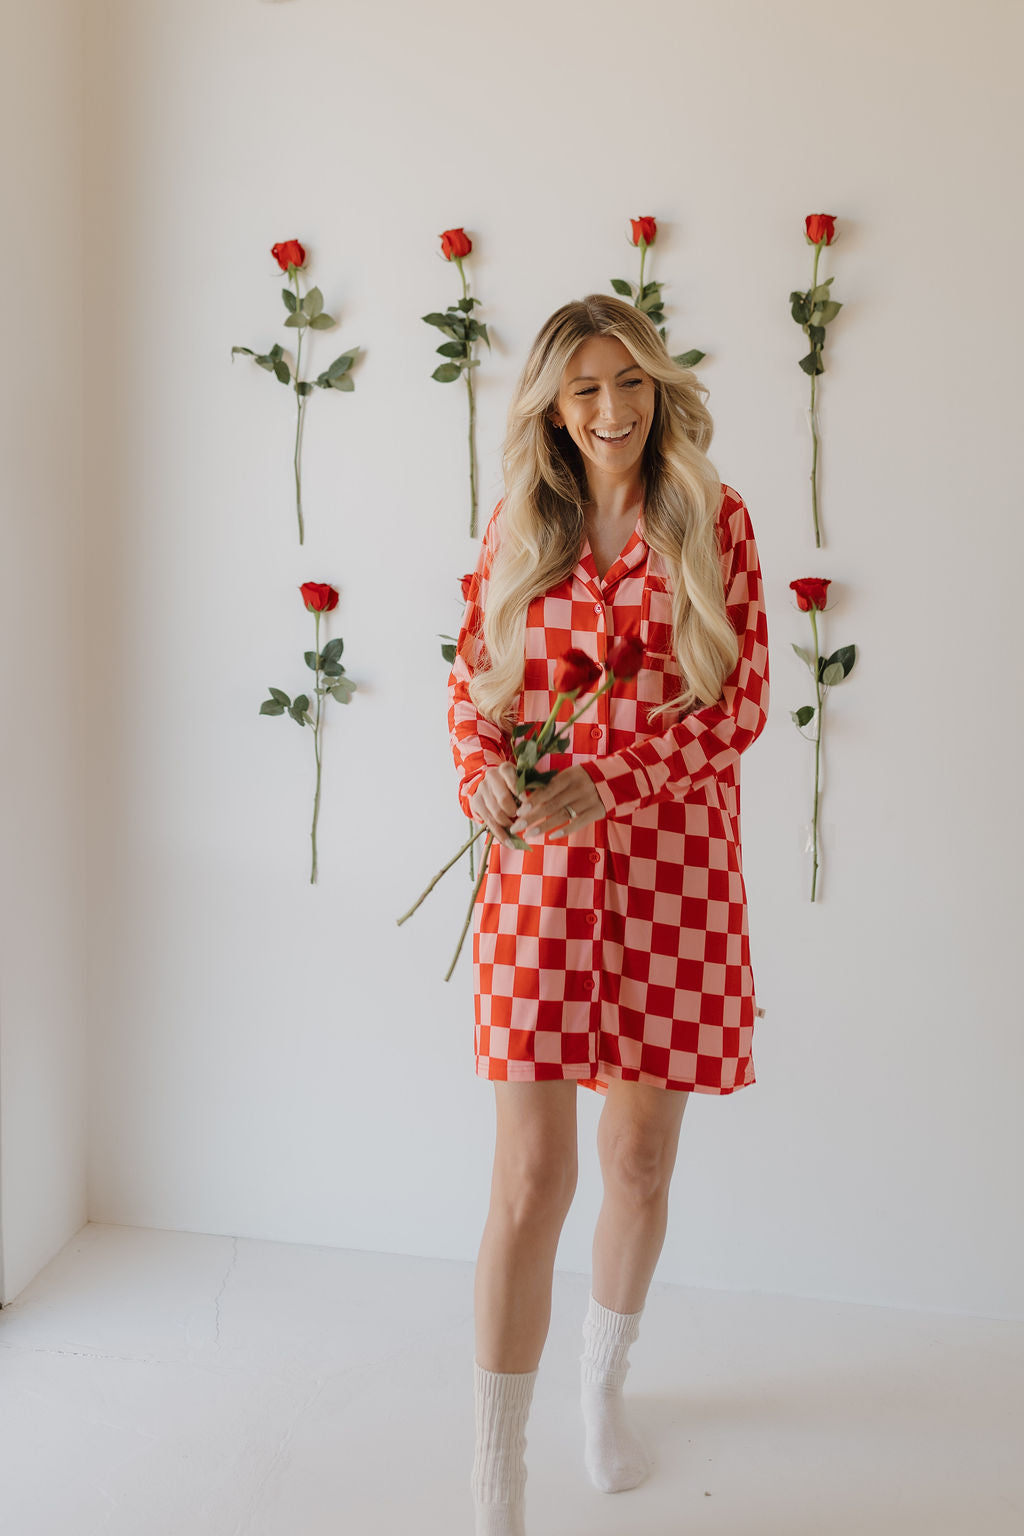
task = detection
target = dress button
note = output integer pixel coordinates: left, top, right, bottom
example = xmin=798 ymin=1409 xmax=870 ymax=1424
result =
xmin=583 ymin=977 xmax=595 ymax=992
xmin=590 ymin=725 xmax=601 ymax=739
xmin=593 ymin=603 xmax=602 ymax=616
xmin=586 ymin=912 xmax=597 ymax=926
xmin=589 ymin=850 xmax=600 ymax=864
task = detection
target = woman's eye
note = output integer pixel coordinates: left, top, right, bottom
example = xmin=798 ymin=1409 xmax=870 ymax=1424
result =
xmin=623 ymin=378 xmax=643 ymax=388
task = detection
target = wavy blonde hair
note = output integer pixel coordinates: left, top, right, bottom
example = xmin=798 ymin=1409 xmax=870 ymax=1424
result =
xmin=471 ymin=293 xmax=739 ymax=731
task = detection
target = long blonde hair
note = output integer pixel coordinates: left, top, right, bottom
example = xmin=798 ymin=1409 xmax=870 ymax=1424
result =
xmin=472 ymin=294 xmax=738 ymax=731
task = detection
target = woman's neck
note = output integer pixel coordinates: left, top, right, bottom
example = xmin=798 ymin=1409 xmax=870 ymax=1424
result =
xmin=582 ymin=473 xmax=644 ymax=529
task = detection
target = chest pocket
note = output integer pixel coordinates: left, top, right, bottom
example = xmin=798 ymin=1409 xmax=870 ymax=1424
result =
xmin=638 ymin=573 xmax=688 ymax=729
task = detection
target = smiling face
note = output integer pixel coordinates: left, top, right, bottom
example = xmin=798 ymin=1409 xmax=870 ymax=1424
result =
xmin=549 ymin=333 xmax=656 ymax=493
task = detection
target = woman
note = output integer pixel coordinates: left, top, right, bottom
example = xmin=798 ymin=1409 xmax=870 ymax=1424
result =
xmin=448 ymin=293 xmax=770 ymax=1536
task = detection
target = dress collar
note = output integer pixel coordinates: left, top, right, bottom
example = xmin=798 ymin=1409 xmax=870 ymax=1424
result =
xmin=573 ymin=514 xmax=650 ymax=596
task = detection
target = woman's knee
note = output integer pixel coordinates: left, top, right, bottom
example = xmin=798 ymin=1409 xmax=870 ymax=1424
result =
xmin=490 ymin=1081 xmax=578 ymax=1224
xmin=599 ymin=1129 xmax=675 ymax=1205
xmin=491 ymin=1142 xmax=578 ymax=1224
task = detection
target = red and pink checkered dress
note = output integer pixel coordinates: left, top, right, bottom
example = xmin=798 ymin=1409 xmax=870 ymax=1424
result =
xmin=448 ymin=483 xmax=769 ymax=1097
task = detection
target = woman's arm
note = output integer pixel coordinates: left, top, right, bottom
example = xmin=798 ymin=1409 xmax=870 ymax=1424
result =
xmin=447 ymin=501 xmax=516 ymax=820
xmin=578 ymin=490 xmax=770 ymax=817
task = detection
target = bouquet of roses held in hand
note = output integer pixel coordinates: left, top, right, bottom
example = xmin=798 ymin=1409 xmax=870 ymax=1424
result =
xmin=398 ymin=628 xmax=645 ymax=980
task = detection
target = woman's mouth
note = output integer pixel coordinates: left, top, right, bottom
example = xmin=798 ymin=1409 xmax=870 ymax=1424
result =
xmin=591 ymin=424 xmax=635 ymax=445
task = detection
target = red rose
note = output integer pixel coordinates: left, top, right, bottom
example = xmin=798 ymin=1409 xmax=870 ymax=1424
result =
xmin=440 ymin=228 xmax=472 ymax=261
xmin=554 ymin=648 xmax=602 ymax=696
xmin=272 ymin=240 xmax=307 ymax=271
xmin=300 ymin=582 xmax=339 ymax=613
xmin=459 ymin=572 xmax=479 ymax=603
xmin=630 ymin=217 xmax=657 ymax=247
xmin=606 ymin=629 xmax=645 ymax=680
xmin=804 ymin=215 xmax=836 ymax=247
xmin=789 ymin=577 xmax=831 ymax=612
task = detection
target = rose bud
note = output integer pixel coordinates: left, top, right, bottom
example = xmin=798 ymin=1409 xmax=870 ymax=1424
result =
xmin=630 ymin=216 xmax=657 ymax=247
xmin=554 ymin=648 xmax=602 ymax=696
xmin=299 ymin=582 xmax=340 ymax=613
xmin=789 ymin=577 xmax=831 ymax=612
xmin=271 ymin=240 xmax=307 ymax=271
xmin=440 ymin=228 xmax=472 ymax=260
xmin=804 ymin=215 xmax=836 ymax=247
xmin=606 ymin=630 xmax=645 ymax=679
xmin=460 ymin=572 xmax=478 ymax=603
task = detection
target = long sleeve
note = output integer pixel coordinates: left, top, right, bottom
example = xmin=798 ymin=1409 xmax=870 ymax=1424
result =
xmin=447 ymin=500 xmax=516 ymax=820
xmin=578 ymin=491 xmax=770 ymax=818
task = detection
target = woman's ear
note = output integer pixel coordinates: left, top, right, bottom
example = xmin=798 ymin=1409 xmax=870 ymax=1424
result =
xmin=548 ymin=412 xmax=564 ymax=430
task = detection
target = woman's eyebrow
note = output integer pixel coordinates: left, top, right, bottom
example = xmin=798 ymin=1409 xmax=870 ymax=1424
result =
xmin=567 ymin=365 xmax=643 ymax=384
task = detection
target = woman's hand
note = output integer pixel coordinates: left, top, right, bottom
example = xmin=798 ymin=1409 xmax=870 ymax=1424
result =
xmin=508 ymin=765 xmax=606 ymax=842
xmin=469 ymin=762 xmax=522 ymax=848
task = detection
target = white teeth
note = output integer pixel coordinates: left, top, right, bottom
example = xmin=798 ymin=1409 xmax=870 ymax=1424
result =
xmin=594 ymin=425 xmax=633 ymax=440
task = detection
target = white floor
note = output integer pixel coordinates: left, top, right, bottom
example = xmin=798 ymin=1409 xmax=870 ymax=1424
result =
xmin=1 ymin=1224 xmax=1022 ymax=1535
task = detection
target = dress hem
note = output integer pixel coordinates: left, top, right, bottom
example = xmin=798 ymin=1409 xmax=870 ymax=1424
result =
xmin=474 ymin=1060 xmax=755 ymax=1096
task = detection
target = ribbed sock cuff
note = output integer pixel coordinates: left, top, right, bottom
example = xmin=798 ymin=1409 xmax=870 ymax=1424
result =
xmin=581 ymin=1293 xmax=644 ymax=1388
xmin=472 ymin=1361 xmax=538 ymax=1505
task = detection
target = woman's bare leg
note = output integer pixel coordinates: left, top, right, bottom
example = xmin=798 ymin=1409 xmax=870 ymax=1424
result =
xmin=475 ymin=1078 xmax=579 ymax=1371
xmin=591 ymin=1079 xmax=689 ymax=1312
xmin=581 ymin=1079 xmax=689 ymax=1492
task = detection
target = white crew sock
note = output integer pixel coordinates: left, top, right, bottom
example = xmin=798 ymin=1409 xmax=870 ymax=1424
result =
xmin=580 ymin=1293 xmax=651 ymax=1493
xmin=471 ymin=1361 xmax=538 ymax=1536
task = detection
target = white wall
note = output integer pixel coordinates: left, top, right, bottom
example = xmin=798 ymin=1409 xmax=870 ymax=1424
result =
xmin=0 ymin=0 xmax=89 ymax=1301
xmin=69 ymin=0 xmax=1024 ymax=1316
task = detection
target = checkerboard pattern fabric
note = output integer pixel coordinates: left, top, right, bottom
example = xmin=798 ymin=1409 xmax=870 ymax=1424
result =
xmin=447 ymin=483 xmax=769 ymax=1097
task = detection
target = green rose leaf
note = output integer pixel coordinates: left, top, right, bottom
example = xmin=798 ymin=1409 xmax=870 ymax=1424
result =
xmin=422 ymin=311 xmax=454 ymax=329
xmin=296 ymin=381 xmax=313 ymax=396
xmin=821 ymin=661 xmax=845 ymax=686
xmin=268 ymin=687 xmax=290 ymax=705
xmin=283 ymin=312 xmax=305 ymax=329
xmin=308 ymin=313 xmax=334 ymax=330
xmin=259 ymin=699 xmax=285 ymax=716
xmin=322 ymin=638 xmax=344 ymax=663
xmin=610 ymin=277 xmax=633 ymax=297
xmin=811 ymin=301 xmax=842 ymax=326
xmin=810 ymin=278 xmax=835 ymax=301
xmin=321 ymin=660 xmax=345 ymax=678
xmin=331 ymin=679 xmax=357 ymax=704
xmin=792 ymin=704 xmax=816 ymax=727
xmin=798 ymin=351 xmax=824 ymax=377
xmin=332 ymin=373 xmax=355 ymax=391
xmin=273 ymin=360 xmax=292 ymax=385
xmin=673 ymin=348 xmax=705 ymax=367
xmin=231 ymin=345 xmax=256 ymax=358
xmin=304 ymin=286 xmax=324 ymax=318
xmin=791 ymin=642 xmax=816 ymax=669
xmin=281 ymin=289 xmax=297 ymax=313
xmin=327 ymin=349 xmax=358 ymax=378
xmin=825 ymin=643 xmax=857 ymax=677
xmin=432 ymin=362 xmax=462 ymax=383
xmin=437 ymin=340 xmax=468 ymax=358
xmin=304 ymin=650 xmax=319 ymax=671
xmin=441 ymin=641 xmax=456 ymax=664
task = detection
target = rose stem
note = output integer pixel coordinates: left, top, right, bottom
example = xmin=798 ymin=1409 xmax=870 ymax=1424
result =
xmin=396 ymin=822 xmax=488 ymax=925
xmin=809 ymin=606 xmax=823 ymax=901
xmin=445 ymin=829 xmax=494 ymax=982
xmin=809 ymin=240 xmax=822 ymax=548
xmin=310 ymin=609 xmax=323 ymax=884
xmin=292 ymin=267 xmax=306 ymax=545
xmin=455 ymin=256 xmax=478 ymax=539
